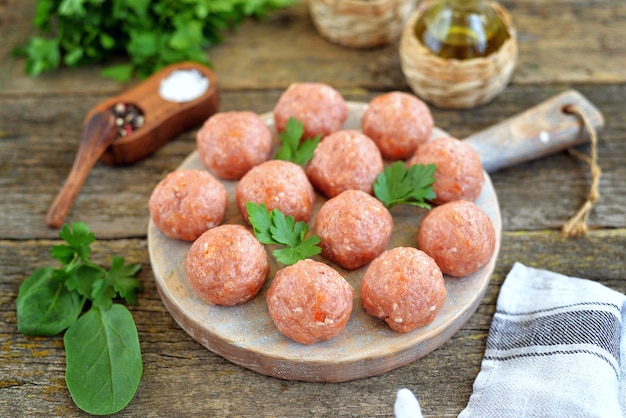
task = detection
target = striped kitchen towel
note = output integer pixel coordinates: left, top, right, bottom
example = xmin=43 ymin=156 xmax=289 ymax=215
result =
xmin=459 ymin=262 xmax=626 ymax=418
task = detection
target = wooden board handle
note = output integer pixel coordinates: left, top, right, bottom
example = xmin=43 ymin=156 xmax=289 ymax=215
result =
xmin=463 ymin=90 xmax=605 ymax=173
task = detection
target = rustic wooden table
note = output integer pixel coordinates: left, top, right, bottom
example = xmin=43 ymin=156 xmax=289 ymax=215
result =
xmin=1 ymin=0 xmax=625 ymax=416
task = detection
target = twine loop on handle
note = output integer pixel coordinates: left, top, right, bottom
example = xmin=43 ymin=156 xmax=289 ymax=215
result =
xmin=560 ymin=104 xmax=602 ymax=238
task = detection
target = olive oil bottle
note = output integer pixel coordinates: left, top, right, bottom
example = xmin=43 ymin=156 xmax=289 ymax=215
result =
xmin=399 ymin=0 xmax=518 ymax=108
xmin=413 ymin=0 xmax=511 ymax=60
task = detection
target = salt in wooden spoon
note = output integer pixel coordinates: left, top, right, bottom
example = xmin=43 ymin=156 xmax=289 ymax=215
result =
xmin=45 ymin=62 xmax=219 ymax=228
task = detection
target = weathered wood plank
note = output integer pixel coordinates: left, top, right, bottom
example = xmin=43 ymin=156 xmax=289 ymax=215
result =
xmin=1 ymin=84 xmax=623 ymax=240
xmin=1 ymin=0 xmax=625 ymax=416
xmin=1 ymin=0 xmax=625 ymax=96
xmin=2 ymin=230 xmax=625 ymax=417
xmin=508 ymin=0 xmax=626 ymax=83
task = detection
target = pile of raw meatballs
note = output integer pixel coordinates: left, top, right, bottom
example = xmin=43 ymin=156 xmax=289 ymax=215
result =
xmin=149 ymin=83 xmax=496 ymax=345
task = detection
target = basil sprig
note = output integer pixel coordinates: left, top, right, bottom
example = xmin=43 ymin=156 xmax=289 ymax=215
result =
xmin=16 ymin=222 xmax=142 ymax=415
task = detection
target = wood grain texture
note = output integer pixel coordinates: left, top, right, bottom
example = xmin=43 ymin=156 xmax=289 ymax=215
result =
xmin=2 ymin=0 xmax=626 ymax=95
xmin=1 ymin=84 xmax=623 ymax=240
xmin=1 ymin=0 xmax=625 ymax=416
xmin=3 ymin=231 xmax=625 ymax=417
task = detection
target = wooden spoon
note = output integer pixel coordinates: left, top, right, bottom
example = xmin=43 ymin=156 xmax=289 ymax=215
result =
xmin=94 ymin=62 xmax=219 ymax=165
xmin=45 ymin=110 xmax=116 ymax=229
xmin=45 ymin=62 xmax=220 ymax=228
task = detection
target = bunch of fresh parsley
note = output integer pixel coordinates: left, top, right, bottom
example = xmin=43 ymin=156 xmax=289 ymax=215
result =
xmin=13 ymin=0 xmax=296 ymax=81
xmin=16 ymin=222 xmax=143 ymax=415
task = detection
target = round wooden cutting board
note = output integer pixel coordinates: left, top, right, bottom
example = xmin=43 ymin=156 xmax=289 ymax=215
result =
xmin=148 ymin=102 xmax=502 ymax=383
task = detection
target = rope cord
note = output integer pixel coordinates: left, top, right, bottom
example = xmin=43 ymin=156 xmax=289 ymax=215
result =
xmin=560 ymin=105 xmax=602 ymax=238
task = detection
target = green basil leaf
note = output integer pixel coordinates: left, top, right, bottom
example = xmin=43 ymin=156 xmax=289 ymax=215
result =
xmin=17 ymin=267 xmax=84 ymax=336
xmin=64 ymin=304 xmax=142 ymax=415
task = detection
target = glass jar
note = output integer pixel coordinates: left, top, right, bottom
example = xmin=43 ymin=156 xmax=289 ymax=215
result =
xmin=399 ymin=0 xmax=518 ymax=109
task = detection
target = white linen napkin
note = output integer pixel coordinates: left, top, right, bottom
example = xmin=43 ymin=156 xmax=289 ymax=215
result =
xmin=396 ymin=262 xmax=626 ymax=418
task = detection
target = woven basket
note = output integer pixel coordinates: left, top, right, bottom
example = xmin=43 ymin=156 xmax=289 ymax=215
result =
xmin=399 ymin=1 xmax=518 ymax=109
xmin=309 ymin=0 xmax=418 ymax=48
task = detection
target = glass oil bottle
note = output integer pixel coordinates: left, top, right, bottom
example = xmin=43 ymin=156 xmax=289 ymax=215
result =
xmin=399 ymin=0 xmax=518 ymax=109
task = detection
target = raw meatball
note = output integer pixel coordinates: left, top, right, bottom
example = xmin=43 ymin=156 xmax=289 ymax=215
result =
xmin=306 ymin=129 xmax=384 ymax=198
xmin=186 ymin=224 xmax=269 ymax=306
xmin=361 ymin=91 xmax=434 ymax=160
xmin=196 ymin=111 xmax=273 ymax=180
xmin=361 ymin=247 xmax=446 ymax=333
xmin=314 ymin=190 xmax=393 ymax=270
xmin=273 ymin=82 xmax=348 ymax=139
xmin=149 ymin=169 xmax=227 ymax=242
xmin=266 ymin=259 xmax=353 ymax=345
xmin=417 ymin=200 xmax=496 ymax=277
xmin=236 ymin=160 xmax=316 ymax=224
xmin=408 ymin=136 xmax=484 ymax=204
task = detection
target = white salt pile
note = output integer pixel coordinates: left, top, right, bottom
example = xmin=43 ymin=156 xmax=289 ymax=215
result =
xmin=159 ymin=69 xmax=209 ymax=103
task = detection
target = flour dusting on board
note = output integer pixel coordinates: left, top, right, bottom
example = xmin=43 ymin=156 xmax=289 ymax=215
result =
xmin=159 ymin=69 xmax=209 ymax=103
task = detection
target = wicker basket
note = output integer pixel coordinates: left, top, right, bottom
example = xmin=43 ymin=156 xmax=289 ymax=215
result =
xmin=308 ymin=0 xmax=418 ymax=48
xmin=399 ymin=1 xmax=518 ymax=109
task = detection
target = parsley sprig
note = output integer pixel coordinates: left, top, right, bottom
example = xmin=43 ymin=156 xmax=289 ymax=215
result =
xmin=13 ymin=0 xmax=296 ymax=81
xmin=246 ymin=202 xmax=321 ymax=265
xmin=16 ymin=222 xmax=142 ymax=415
xmin=275 ymin=117 xmax=321 ymax=166
xmin=373 ymin=162 xmax=437 ymax=209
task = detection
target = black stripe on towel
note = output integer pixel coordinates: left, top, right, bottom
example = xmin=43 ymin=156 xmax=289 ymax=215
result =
xmin=487 ymin=308 xmax=621 ymax=361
